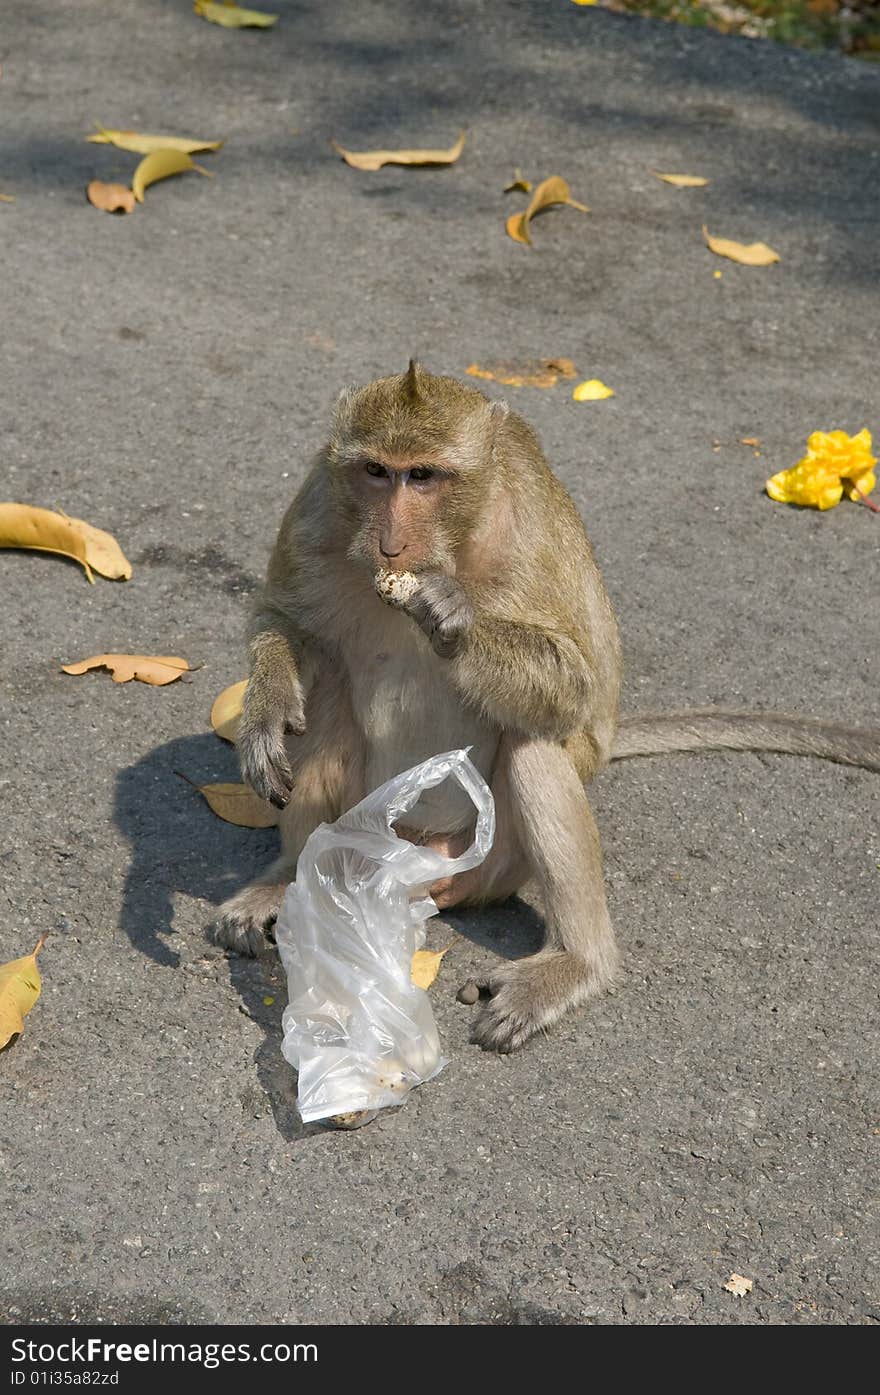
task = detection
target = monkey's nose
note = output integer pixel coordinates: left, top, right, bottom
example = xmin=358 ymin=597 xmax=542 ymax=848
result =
xmin=380 ymin=543 xmax=407 ymax=558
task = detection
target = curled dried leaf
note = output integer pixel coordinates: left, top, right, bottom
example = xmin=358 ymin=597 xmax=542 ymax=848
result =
xmin=62 ymin=655 xmax=192 ymax=686
xmin=0 ymin=935 xmax=47 ymax=1050
xmin=132 ymin=149 xmax=204 ymax=203
xmin=410 ymin=941 xmax=457 ymax=990
xmin=194 ymin=1 xmax=278 ymax=26
xmin=331 ymin=130 xmax=466 ymax=172
xmin=505 ymin=175 xmax=589 ymax=246
xmin=184 ymin=778 xmax=280 ymax=828
xmin=0 ymin=503 xmax=131 ymax=582
xmin=467 ymin=357 xmax=577 ymax=389
xmin=504 ymin=168 xmax=532 ymax=194
xmin=703 ymin=225 xmax=779 ymax=266
xmin=211 ymin=679 xmax=247 ymax=742
xmin=86 ymin=180 xmax=135 ymax=214
xmin=88 ymin=128 xmax=223 ymax=155
xmin=652 ymin=172 xmax=709 ymax=187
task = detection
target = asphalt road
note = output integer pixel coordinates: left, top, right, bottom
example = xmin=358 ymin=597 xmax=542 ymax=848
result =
xmin=1 ymin=0 xmax=878 ymax=1326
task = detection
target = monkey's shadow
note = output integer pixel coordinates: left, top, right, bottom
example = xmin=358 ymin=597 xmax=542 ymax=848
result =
xmin=114 ymin=735 xmax=545 ymax=1142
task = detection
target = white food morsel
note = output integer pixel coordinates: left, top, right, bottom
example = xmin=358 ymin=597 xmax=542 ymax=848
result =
xmin=374 ymin=568 xmax=420 ymax=609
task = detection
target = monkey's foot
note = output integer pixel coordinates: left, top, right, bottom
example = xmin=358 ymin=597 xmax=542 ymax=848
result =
xmin=213 ymin=883 xmax=287 ymax=957
xmin=468 ymin=951 xmax=600 ymax=1053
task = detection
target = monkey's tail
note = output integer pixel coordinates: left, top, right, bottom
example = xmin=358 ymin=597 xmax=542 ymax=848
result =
xmin=611 ymin=709 xmax=880 ymax=774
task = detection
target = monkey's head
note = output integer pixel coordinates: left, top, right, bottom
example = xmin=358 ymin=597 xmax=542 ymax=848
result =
xmin=327 ymin=360 xmax=508 ymax=574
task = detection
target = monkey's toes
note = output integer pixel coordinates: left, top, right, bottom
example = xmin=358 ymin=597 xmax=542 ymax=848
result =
xmin=212 ymin=884 xmax=284 ymax=957
xmin=469 ymin=987 xmax=539 ymax=1053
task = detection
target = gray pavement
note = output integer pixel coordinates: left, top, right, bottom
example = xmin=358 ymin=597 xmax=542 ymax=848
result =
xmin=2 ymin=0 xmax=878 ymax=1326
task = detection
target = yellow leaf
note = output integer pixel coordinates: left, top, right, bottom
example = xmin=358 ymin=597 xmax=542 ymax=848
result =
xmin=192 ymin=781 xmax=280 ymax=828
xmin=132 ymin=149 xmax=205 ymax=204
xmin=724 ymin=1274 xmax=754 ymax=1297
xmin=0 ymin=193 xmax=15 ymax=203
xmin=211 ymin=679 xmax=247 ymax=742
xmin=571 ymin=0 xmax=598 ymax=5
xmin=86 ymin=180 xmax=136 ymax=214
xmin=331 ymin=130 xmax=466 ymax=172
xmin=194 ymin=1 xmax=278 ymax=26
xmin=506 ymin=175 xmax=589 ymax=246
xmin=410 ymin=941 xmax=457 ymax=991
xmin=0 ymin=503 xmax=131 ymax=583
xmin=652 ymin=172 xmax=709 ymax=187
xmin=703 ymin=225 xmax=779 ymax=266
xmin=766 ymin=429 xmax=876 ymax=511
xmin=573 ymin=378 xmax=615 ymax=401
xmin=504 ymin=169 xmax=532 ymax=194
xmin=466 ymin=357 xmax=577 ymax=389
xmin=62 ymin=654 xmax=192 ymax=686
xmin=88 ymin=128 xmax=223 ymax=155
xmin=0 ymin=935 xmax=47 ymax=1050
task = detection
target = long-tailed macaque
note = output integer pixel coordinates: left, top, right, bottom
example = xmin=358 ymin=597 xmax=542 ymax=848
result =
xmin=215 ymin=362 xmax=880 ymax=1052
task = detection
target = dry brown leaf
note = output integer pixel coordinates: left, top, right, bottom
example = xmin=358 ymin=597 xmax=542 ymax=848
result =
xmin=0 ymin=935 xmax=47 ymax=1050
xmin=211 ymin=679 xmax=247 ymax=742
xmin=0 ymin=503 xmax=131 ymax=583
xmin=703 ymin=225 xmax=779 ymax=266
xmin=132 ymin=149 xmax=206 ymax=203
xmin=410 ymin=941 xmax=457 ymax=990
xmin=740 ymin=436 xmax=761 ymax=447
xmin=504 ymin=168 xmax=532 ymax=194
xmin=331 ymin=130 xmax=466 ymax=172
xmin=88 ymin=128 xmax=223 ymax=155
xmin=466 ymin=357 xmax=577 ymax=389
xmin=62 ymin=654 xmax=192 ymax=686
xmin=724 ymin=1274 xmax=754 ymax=1297
xmin=0 ymin=192 xmax=15 ymax=204
xmin=183 ymin=777 xmax=280 ymax=828
xmin=506 ymin=175 xmax=589 ymax=246
xmin=651 ymin=172 xmax=709 ymax=187
xmin=86 ymin=181 xmax=135 ymax=214
xmin=194 ymin=1 xmax=278 ymax=26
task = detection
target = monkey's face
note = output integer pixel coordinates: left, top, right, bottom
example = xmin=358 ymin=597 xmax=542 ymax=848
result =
xmin=345 ymin=458 xmax=459 ymax=573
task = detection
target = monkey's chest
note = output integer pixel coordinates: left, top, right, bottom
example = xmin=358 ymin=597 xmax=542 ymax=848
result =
xmin=346 ymin=627 xmax=498 ymax=834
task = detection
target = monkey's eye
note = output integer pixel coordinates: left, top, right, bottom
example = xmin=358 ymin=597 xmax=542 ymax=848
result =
xmin=409 ymin=467 xmax=434 ymax=483
xmin=364 ymin=461 xmax=388 ymax=478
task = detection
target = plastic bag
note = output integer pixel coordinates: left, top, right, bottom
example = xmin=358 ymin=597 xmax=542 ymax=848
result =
xmin=276 ymin=749 xmax=495 ymax=1124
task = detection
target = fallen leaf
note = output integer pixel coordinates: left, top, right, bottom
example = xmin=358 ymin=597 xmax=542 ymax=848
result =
xmin=740 ymin=436 xmax=761 ymax=447
xmin=179 ymin=774 xmax=279 ymax=828
xmin=506 ymin=175 xmax=589 ymax=246
xmin=652 ymin=172 xmax=709 ymax=187
xmin=410 ymin=941 xmax=457 ymax=990
xmin=62 ymin=654 xmax=192 ymax=686
xmin=86 ymin=180 xmax=136 ymax=214
xmin=466 ymin=357 xmax=577 ymax=389
xmin=573 ymin=378 xmax=615 ymax=401
xmin=132 ymin=149 xmax=206 ymax=203
xmin=331 ymin=130 xmax=466 ymax=172
xmin=88 ymin=128 xmax=223 ymax=155
xmin=0 ymin=935 xmax=47 ymax=1050
xmin=724 ymin=1274 xmax=754 ymax=1297
xmin=211 ymin=679 xmax=247 ymax=742
xmin=703 ymin=225 xmax=779 ymax=266
xmin=194 ymin=1 xmax=278 ymax=26
xmin=0 ymin=192 xmax=15 ymax=203
xmin=571 ymin=0 xmax=599 ymax=5
xmin=0 ymin=503 xmax=131 ymax=583
xmin=504 ymin=168 xmax=532 ymax=194
xmin=766 ymin=428 xmax=876 ymax=511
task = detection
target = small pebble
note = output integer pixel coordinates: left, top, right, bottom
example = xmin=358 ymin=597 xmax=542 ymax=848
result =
xmin=457 ymin=980 xmax=480 ymax=1005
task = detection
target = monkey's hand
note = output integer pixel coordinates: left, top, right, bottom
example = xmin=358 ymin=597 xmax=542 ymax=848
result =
xmin=399 ymin=572 xmax=474 ymax=659
xmin=237 ymin=670 xmax=306 ymax=810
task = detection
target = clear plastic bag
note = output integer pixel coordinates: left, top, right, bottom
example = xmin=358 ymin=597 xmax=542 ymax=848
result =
xmin=275 ymin=749 xmax=495 ymax=1124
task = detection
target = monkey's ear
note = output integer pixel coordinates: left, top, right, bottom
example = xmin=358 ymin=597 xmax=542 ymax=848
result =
xmin=403 ymin=359 xmax=426 ymax=402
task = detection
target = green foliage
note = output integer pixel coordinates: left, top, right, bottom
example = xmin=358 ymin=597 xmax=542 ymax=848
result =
xmin=603 ymin=0 xmax=880 ymax=56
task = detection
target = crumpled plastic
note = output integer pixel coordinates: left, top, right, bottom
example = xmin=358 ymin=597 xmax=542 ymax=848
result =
xmin=766 ymin=428 xmax=876 ymax=511
xmin=275 ymin=749 xmax=496 ymax=1124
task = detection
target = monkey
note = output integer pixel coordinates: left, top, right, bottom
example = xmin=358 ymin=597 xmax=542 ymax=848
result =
xmin=214 ymin=361 xmax=880 ymax=1054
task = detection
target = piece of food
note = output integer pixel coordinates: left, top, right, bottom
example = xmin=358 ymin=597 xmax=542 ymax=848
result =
xmin=374 ymin=568 xmax=420 ymax=608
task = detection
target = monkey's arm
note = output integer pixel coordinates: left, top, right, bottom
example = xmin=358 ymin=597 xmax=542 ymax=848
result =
xmin=238 ymin=596 xmax=312 ymax=809
xmin=402 ymin=573 xmax=592 ymax=739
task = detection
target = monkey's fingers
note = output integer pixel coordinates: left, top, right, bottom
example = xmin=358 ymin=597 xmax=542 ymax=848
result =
xmin=239 ymin=732 xmax=294 ymax=809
